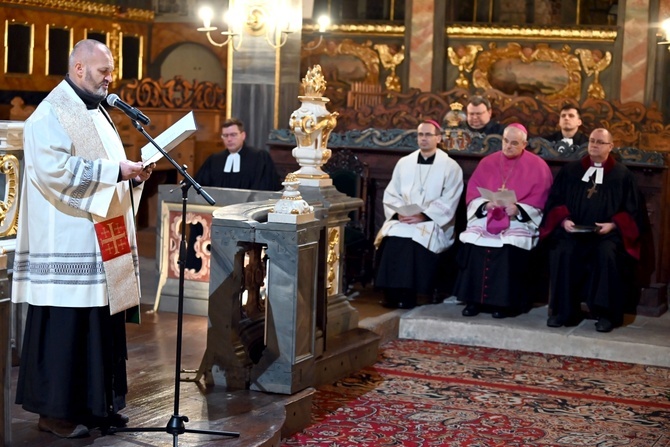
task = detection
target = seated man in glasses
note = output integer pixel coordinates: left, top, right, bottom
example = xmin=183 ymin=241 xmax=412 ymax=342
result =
xmin=374 ymin=120 xmax=463 ymax=309
xmin=187 ymin=118 xmax=282 ymax=270
xmin=466 ymin=95 xmax=505 ymax=136
xmin=195 ymin=118 xmax=281 ymax=190
xmin=540 ymin=128 xmax=643 ymax=332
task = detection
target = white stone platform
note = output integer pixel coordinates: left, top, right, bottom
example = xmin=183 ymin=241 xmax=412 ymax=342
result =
xmin=398 ymin=297 xmax=670 ymax=368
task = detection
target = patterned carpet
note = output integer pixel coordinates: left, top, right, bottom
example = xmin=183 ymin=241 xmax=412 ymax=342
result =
xmin=282 ymin=339 xmax=670 ymax=446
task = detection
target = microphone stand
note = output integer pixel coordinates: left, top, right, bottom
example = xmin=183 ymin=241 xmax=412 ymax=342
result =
xmin=110 ymin=119 xmax=239 ymax=444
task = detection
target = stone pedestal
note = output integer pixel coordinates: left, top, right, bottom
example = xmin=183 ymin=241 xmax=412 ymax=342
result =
xmin=203 ymin=201 xmax=323 ymax=394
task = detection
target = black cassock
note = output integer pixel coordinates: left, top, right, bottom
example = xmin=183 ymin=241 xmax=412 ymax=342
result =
xmin=540 ymin=155 xmax=642 ymax=325
xmin=195 ymin=143 xmax=281 ymax=191
xmin=186 ymin=144 xmax=282 ymax=270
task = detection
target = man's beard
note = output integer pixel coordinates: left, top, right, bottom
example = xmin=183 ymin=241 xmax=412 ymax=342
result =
xmin=84 ymin=69 xmax=108 ymax=99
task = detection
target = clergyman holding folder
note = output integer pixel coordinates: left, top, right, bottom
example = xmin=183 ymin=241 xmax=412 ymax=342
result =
xmin=374 ymin=120 xmax=464 ymax=309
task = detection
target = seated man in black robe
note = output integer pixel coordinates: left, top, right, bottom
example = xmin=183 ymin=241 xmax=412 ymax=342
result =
xmin=543 ymin=104 xmax=589 ymax=148
xmin=187 ymin=118 xmax=282 ymax=270
xmin=465 ymin=95 xmax=505 ymax=136
xmin=195 ymin=118 xmax=281 ymax=190
xmin=540 ymin=128 xmax=642 ymax=333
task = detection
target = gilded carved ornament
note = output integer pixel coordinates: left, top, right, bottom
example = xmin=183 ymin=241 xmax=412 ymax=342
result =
xmin=374 ymin=44 xmax=405 ymax=92
xmin=109 ymin=23 xmax=121 ymax=89
xmin=447 ymin=44 xmax=483 ymax=89
xmin=301 ymin=38 xmax=380 ymax=84
xmin=326 ymin=227 xmax=340 ymax=293
xmin=0 ymin=154 xmax=20 ymax=237
xmin=302 ymin=23 xmax=404 ymax=36
xmin=472 ymin=43 xmax=582 ymax=100
xmin=446 ymin=24 xmax=617 ymax=42
xmin=0 ymin=0 xmax=154 ymax=20
xmin=300 ymin=64 xmax=328 ymax=98
xmin=575 ymin=48 xmax=612 ymax=100
xmin=290 ymin=65 xmax=337 ymax=163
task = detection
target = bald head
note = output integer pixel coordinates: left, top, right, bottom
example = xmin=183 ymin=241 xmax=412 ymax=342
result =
xmin=67 ymin=39 xmax=114 ymax=99
xmin=587 ymin=128 xmax=614 ymax=163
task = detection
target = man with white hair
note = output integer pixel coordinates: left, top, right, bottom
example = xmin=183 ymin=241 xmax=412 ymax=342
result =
xmin=454 ymin=124 xmax=553 ymax=318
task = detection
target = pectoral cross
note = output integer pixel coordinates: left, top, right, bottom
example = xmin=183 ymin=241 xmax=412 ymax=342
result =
xmin=587 ymin=184 xmax=597 ymax=199
xmin=498 ymin=184 xmax=508 ymax=192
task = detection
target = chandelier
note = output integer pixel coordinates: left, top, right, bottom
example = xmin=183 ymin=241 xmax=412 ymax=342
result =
xmin=197 ymin=0 xmax=328 ymax=51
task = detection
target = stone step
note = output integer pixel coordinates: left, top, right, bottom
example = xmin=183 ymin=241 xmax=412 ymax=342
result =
xmin=399 ymin=297 xmax=670 ymax=368
xmin=314 ymin=327 xmax=380 ymax=387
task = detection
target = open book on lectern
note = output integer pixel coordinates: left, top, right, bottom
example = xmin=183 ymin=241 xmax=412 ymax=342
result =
xmin=141 ymin=111 xmax=197 ymax=167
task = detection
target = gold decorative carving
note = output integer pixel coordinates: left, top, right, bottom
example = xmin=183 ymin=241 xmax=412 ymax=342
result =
xmin=326 ymin=227 xmax=340 ymax=293
xmin=576 ymin=48 xmax=612 ymax=100
xmin=302 ymin=39 xmax=380 ymax=84
xmin=446 ymin=24 xmax=617 ymax=42
xmin=447 ymin=44 xmax=483 ymax=89
xmin=0 ymin=154 xmax=20 ymax=237
xmin=109 ymin=23 xmax=121 ymax=89
xmin=301 ymin=64 xmax=327 ymax=98
xmin=302 ymin=23 xmax=404 ymax=36
xmin=335 ymin=86 xmax=670 ymax=151
xmin=374 ymin=44 xmax=404 ymax=92
xmin=0 ymin=0 xmax=154 ymax=21
xmin=473 ymin=43 xmax=581 ymax=100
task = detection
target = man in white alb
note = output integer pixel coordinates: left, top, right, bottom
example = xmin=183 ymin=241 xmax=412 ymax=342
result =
xmin=374 ymin=120 xmax=464 ymax=308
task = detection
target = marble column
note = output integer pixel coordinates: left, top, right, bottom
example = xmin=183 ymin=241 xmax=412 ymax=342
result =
xmin=620 ymin=0 xmax=651 ymax=102
xmin=227 ymin=0 xmax=303 ymax=151
xmin=407 ymin=0 xmax=437 ymax=91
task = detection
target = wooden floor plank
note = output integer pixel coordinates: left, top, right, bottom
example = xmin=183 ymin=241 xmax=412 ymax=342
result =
xmin=9 ymin=305 xmax=289 ymax=447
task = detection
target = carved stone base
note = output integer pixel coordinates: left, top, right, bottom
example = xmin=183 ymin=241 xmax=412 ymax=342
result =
xmin=636 ymin=283 xmax=668 ymax=317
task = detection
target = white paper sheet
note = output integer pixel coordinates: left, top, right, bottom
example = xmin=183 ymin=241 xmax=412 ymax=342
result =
xmin=141 ymin=111 xmax=197 ymax=167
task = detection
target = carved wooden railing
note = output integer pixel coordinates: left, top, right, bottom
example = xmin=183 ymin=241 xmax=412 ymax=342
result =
xmin=116 ymin=76 xmax=226 ymax=109
xmin=335 ymin=87 xmax=670 ymax=152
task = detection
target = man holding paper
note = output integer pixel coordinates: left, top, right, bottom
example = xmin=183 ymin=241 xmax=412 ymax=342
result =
xmin=540 ymin=128 xmax=642 ymax=332
xmin=454 ymin=123 xmax=552 ymax=318
xmin=12 ymin=40 xmax=154 ymax=437
xmin=374 ymin=120 xmax=464 ymax=309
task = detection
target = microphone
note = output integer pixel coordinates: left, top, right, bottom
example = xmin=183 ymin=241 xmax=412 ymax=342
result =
xmin=106 ymin=94 xmax=150 ymax=125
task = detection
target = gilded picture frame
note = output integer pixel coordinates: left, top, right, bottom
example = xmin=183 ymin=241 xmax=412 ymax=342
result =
xmin=473 ymin=43 xmax=582 ymax=100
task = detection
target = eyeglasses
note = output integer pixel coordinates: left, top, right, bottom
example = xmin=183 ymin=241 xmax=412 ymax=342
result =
xmin=417 ymin=133 xmax=439 ymax=137
xmin=588 ymin=139 xmax=612 ymax=145
xmin=221 ymin=132 xmax=240 ymax=138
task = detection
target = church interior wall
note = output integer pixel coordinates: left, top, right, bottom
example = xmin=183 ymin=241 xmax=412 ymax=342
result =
xmin=0 ymin=0 xmax=669 ymax=282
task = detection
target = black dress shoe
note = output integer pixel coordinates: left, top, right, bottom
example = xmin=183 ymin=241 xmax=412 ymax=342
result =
xmin=492 ymin=310 xmax=507 ymax=319
xmin=107 ymin=413 xmax=129 ymax=427
xmin=547 ymin=315 xmax=563 ymax=327
xmin=462 ymin=304 xmax=480 ymax=317
xmin=595 ymin=317 xmax=614 ymax=333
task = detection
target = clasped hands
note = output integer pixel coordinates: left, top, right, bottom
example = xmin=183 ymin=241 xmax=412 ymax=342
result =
xmin=485 ymin=201 xmax=518 ymax=217
xmin=562 ymin=219 xmax=616 ymax=235
xmin=120 ymin=160 xmax=156 ymax=183
xmin=398 ymin=213 xmax=427 ymax=224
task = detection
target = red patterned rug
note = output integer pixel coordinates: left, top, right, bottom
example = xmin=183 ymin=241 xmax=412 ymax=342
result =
xmin=282 ymin=339 xmax=670 ymax=446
